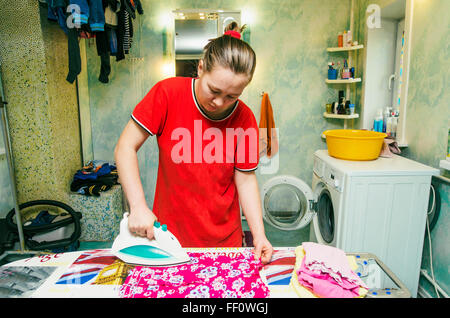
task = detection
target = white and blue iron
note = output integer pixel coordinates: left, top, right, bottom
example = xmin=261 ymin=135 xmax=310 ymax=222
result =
xmin=111 ymin=212 xmax=190 ymax=266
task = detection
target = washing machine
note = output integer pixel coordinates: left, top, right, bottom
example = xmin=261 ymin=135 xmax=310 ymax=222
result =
xmin=260 ymin=149 xmax=438 ymax=296
xmin=260 ymin=151 xmax=343 ymax=247
xmin=307 ymin=149 xmax=438 ymax=297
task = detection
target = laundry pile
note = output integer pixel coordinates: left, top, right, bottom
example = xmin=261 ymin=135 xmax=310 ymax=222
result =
xmin=119 ymin=250 xmax=270 ymax=298
xmin=45 ymin=0 xmax=143 ymax=84
xmin=70 ymin=160 xmax=118 ymax=196
xmin=290 ymin=242 xmax=368 ymax=298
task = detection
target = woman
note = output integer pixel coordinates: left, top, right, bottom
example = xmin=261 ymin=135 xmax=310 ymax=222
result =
xmin=114 ymin=34 xmax=273 ymax=263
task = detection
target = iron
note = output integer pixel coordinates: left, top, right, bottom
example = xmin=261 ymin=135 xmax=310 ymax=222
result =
xmin=111 ymin=212 xmax=190 ymax=266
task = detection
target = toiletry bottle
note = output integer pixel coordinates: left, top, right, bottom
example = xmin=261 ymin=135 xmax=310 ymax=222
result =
xmin=382 ymin=107 xmax=390 ymax=133
xmin=349 ymin=103 xmax=355 ymax=115
xmin=342 ymin=60 xmax=350 ymax=79
xmin=345 ymin=100 xmax=351 ymax=115
xmin=347 ymin=30 xmax=352 ymax=47
xmin=338 ymin=90 xmax=345 ymax=114
xmin=338 ymin=32 xmax=343 ymax=47
xmin=386 ymin=117 xmax=392 ymax=137
xmin=343 ymin=31 xmax=347 ymax=47
xmin=392 ymin=109 xmax=399 ymax=138
xmin=391 ymin=117 xmax=398 ymax=139
xmin=328 ymin=62 xmax=337 ymax=79
xmin=374 ymin=109 xmax=383 ymax=132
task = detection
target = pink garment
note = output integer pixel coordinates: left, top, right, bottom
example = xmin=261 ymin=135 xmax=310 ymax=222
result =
xmin=297 ymin=243 xmax=367 ymax=298
xmin=119 ymin=250 xmax=269 ymax=298
xmin=298 ymin=256 xmax=362 ymax=298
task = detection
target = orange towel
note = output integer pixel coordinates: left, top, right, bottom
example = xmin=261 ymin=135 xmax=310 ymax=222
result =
xmin=259 ymin=93 xmax=279 ymax=158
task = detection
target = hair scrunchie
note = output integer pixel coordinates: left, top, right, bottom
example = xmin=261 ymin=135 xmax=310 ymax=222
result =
xmin=224 ymin=30 xmax=241 ymax=39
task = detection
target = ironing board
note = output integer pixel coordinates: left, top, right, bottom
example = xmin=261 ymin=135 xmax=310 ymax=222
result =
xmin=0 ymin=247 xmax=409 ymax=298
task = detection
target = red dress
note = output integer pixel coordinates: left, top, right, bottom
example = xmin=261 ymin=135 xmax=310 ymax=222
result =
xmin=131 ymin=77 xmax=259 ymax=247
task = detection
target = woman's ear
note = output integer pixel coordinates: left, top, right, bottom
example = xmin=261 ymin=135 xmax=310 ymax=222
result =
xmin=197 ymin=59 xmax=204 ymax=77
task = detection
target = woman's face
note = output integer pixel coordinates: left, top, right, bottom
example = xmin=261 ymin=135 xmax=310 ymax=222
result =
xmin=195 ymin=61 xmax=249 ymax=118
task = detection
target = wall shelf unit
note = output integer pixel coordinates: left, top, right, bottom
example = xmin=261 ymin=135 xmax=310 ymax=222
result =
xmin=323 ymin=112 xmax=359 ymax=120
xmin=325 ymin=78 xmax=361 ymax=84
xmin=326 ymin=44 xmax=364 ymax=52
xmin=325 ymin=42 xmax=363 ymax=129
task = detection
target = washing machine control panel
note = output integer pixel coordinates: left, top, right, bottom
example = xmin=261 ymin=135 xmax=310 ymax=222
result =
xmin=324 ymin=167 xmax=344 ymax=192
xmin=313 ymin=156 xmax=344 ymax=192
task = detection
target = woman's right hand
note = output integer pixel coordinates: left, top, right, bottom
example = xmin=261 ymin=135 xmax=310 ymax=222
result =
xmin=128 ymin=205 xmax=158 ymax=240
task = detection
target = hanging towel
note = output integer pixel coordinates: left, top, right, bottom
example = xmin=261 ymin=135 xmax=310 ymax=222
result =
xmin=259 ymin=93 xmax=279 ymax=158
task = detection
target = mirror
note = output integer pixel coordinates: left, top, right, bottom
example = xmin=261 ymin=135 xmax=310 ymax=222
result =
xmin=172 ymin=9 xmax=242 ymax=77
xmin=361 ymin=0 xmax=413 ymax=146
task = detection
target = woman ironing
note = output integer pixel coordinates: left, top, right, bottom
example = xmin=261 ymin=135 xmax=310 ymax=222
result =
xmin=114 ymin=27 xmax=273 ymax=264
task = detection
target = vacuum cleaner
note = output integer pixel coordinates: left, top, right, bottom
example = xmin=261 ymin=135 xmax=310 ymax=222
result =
xmin=5 ymin=200 xmax=82 ymax=253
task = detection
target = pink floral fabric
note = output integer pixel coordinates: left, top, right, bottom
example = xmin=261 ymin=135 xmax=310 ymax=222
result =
xmin=119 ymin=250 xmax=269 ymax=298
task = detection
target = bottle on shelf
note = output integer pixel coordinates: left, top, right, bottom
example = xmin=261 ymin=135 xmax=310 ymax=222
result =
xmin=373 ymin=109 xmax=383 ymax=132
xmin=382 ymin=106 xmax=391 ymax=133
xmin=346 ymin=30 xmax=352 ymax=47
xmin=338 ymin=32 xmax=343 ymax=47
xmin=342 ymin=59 xmax=351 ymax=79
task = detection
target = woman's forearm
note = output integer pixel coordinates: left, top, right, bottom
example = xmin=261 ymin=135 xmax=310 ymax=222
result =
xmin=234 ymin=170 xmax=266 ymax=239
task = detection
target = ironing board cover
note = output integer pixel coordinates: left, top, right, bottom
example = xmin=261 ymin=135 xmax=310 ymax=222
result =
xmin=119 ymin=250 xmax=269 ymax=298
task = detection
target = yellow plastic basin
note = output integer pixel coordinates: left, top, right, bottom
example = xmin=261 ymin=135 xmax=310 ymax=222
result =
xmin=323 ymin=129 xmax=387 ymax=161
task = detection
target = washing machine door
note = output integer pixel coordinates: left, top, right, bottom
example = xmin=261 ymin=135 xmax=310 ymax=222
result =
xmin=312 ymin=182 xmax=336 ymax=245
xmin=261 ymin=175 xmax=315 ymax=231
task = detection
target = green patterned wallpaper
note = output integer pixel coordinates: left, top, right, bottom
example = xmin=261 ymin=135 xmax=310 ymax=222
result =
xmin=85 ymin=0 xmax=352 ymax=204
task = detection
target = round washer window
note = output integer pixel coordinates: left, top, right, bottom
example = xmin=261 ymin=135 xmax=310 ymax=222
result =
xmin=264 ymin=183 xmax=307 ymax=229
xmin=317 ymin=189 xmax=334 ymax=243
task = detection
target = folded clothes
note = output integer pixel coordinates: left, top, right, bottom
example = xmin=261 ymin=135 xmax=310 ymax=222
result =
xmin=290 ymin=243 xmax=368 ymax=298
xmin=301 ymin=242 xmax=364 ymax=287
xmin=70 ymin=160 xmax=118 ymax=196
